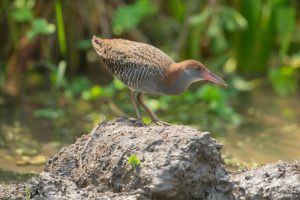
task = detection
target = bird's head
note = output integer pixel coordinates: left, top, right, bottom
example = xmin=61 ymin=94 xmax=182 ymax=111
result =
xmin=178 ymin=60 xmax=227 ymax=87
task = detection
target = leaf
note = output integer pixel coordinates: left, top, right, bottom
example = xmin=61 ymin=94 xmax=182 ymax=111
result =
xmin=113 ymin=0 xmax=157 ymax=35
xmin=81 ymin=85 xmax=103 ymax=100
xmin=66 ymin=76 xmax=91 ymax=97
xmin=56 ymin=60 xmax=67 ymax=88
xmin=195 ymin=84 xmax=235 ymax=117
xmin=196 ymin=85 xmax=224 ymax=107
xmin=12 ymin=7 xmax=33 ymax=22
xmin=13 ymin=0 xmax=35 ymax=9
xmin=32 ymin=18 xmax=56 ymax=34
xmin=33 ymin=108 xmax=65 ymax=119
xmin=207 ymin=16 xmax=227 ymax=52
xmin=275 ymin=7 xmax=296 ymax=58
xmin=222 ymin=6 xmax=247 ymax=31
xmin=27 ymin=18 xmax=56 ymax=40
xmin=275 ymin=7 xmax=296 ymax=36
xmin=128 ymin=155 xmax=140 ymax=167
xmin=189 ymin=8 xmax=211 ymax=25
xmin=113 ymin=79 xmax=126 ymax=90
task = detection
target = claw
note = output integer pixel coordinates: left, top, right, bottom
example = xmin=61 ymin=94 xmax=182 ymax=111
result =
xmin=129 ymin=118 xmax=147 ymax=126
xmin=136 ymin=119 xmax=147 ymax=127
xmin=151 ymin=120 xmax=172 ymax=126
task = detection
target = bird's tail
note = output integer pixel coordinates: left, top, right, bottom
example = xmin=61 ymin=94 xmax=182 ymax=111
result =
xmin=92 ymin=36 xmax=107 ymax=57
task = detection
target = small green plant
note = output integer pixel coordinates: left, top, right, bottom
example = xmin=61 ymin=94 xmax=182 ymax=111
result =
xmin=25 ymin=186 xmax=30 ymax=200
xmin=128 ymin=154 xmax=141 ymax=169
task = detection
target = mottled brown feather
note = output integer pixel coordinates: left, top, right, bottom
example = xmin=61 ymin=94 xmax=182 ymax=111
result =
xmin=92 ymin=37 xmax=175 ymax=71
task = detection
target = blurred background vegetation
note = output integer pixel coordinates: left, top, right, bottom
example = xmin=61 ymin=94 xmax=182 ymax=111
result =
xmin=0 ymin=0 xmax=299 ymax=182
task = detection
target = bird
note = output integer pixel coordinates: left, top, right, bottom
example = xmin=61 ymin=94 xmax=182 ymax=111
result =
xmin=92 ymin=36 xmax=227 ymax=125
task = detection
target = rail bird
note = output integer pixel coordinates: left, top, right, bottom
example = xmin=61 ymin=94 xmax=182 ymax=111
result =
xmin=92 ymin=36 xmax=227 ymax=125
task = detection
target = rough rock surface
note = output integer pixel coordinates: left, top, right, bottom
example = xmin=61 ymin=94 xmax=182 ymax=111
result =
xmin=0 ymin=172 xmax=150 ymax=200
xmin=0 ymin=118 xmax=299 ymax=200
xmin=231 ymin=160 xmax=300 ymax=200
xmin=44 ymin=117 xmax=232 ymax=199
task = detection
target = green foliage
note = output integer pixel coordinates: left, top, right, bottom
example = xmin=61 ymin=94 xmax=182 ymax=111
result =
xmin=269 ymin=66 xmax=297 ymax=97
xmin=113 ymin=79 xmax=126 ymax=90
xmin=190 ymin=5 xmax=247 ymax=53
xmin=12 ymin=6 xmax=33 ymax=22
xmin=275 ymin=6 xmax=296 ymax=59
xmin=221 ymin=6 xmax=248 ymax=32
xmin=79 ymin=79 xmax=128 ymax=101
xmin=0 ymin=169 xmax=36 ymax=184
xmin=44 ymin=60 xmax=67 ymax=89
xmin=197 ymin=85 xmax=226 ymax=111
xmin=25 ymin=186 xmax=30 ymax=200
xmin=33 ymin=108 xmax=65 ymax=119
xmin=10 ymin=0 xmax=56 ymax=40
xmin=2 ymin=0 xmax=300 ymax=178
xmin=189 ymin=7 xmax=211 ymax=26
xmin=65 ymin=76 xmax=92 ymax=98
xmin=113 ymin=0 xmax=157 ymax=35
xmin=81 ymin=85 xmax=103 ymax=100
xmin=197 ymin=85 xmax=240 ymax=126
xmin=1 ymin=0 xmax=300 ymax=135
xmin=11 ymin=0 xmax=34 ymax=22
xmin=151 ymin=83 xmax=241 ymax=130
xmin=55 ymin=60 xmax=67 ymax=88
xmin=55 ymin=0 xmax=66 ymax=56
xmin=234 ymin=0 xmax=298 ymax=74
xmin=128 ymin=155 xmax=141 ymax=168
xmin=27 ymin=18 xmax=56 ymax=40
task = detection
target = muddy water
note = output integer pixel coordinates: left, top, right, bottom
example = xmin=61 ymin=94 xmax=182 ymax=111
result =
xmin=219 ymin=89 xmax=300 ymax=164
xmin=0 ymin=88 xmax=299 ymax=182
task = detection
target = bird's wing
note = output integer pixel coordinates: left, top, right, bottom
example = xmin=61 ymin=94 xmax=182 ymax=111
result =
xmin=94 ymin=38 xmax=175 ymax=69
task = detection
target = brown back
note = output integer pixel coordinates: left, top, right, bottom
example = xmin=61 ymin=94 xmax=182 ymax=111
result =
xmin=92 ymin=37 xmax=175 ymax=89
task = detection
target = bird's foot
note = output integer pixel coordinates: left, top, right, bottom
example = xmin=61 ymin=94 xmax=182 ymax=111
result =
xmin=136 ymin=120 xmax=147 ymax=127
xmin=129 ymin=118 xmax=147 ymax=127
xmin=151 ymin=120 xmax=172 ymax=126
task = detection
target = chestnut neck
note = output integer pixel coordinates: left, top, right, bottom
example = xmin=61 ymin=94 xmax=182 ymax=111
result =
xmin=161 ymin=62 xmax=202 ymax=95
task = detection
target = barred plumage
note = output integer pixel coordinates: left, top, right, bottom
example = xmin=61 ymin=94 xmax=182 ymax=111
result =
xmin=92 ymin=37 xmax=174 ymax=93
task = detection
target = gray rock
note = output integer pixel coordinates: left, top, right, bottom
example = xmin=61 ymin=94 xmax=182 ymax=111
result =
xmin=44 ymin=117 xmax=232 ymax=199
xmin=1 ymin=118 xmax=299 ymax=200
xmin=231 ymin=160 xmax=300 ymax=200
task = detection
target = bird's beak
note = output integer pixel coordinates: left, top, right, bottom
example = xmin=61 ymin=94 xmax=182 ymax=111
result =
xmin=204 ymin=71 xmax=227 ymax=87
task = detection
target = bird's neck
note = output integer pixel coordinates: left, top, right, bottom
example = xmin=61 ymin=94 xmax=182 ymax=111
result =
xmin=162 ymin=63 xmax=196 ymax=95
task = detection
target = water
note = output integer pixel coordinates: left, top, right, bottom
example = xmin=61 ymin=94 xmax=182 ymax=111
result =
xmin=220 ymin=89 xmax=300 ymax=165
xmin=0 ymin=88 xmax=299 ymax=183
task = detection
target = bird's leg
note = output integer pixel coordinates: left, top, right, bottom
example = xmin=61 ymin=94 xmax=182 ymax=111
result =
xmin=128 ymin=89 xmax=145 ymax=126
xmin=137 ymin=93 xmax=171 ymax=126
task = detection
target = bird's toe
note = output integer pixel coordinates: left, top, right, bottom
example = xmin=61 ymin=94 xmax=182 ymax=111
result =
xmin=151 ymin=120 xmax=172 ymax=126
xmin=129 ymin=118 xmax=147 ymax=127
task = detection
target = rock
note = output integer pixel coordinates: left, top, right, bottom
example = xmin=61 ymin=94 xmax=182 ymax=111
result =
xmin=1 ymin=118 xmax=299 ymax=200
xmin=0 ymin=172 xmax=150 ymax=200
xmin=0 ymin=183 xmax=26 ymax=200
xmin=231 ymin=160 xmax=300 ymax=200
xmin=44 ymin=117 xmax=232 ymax=199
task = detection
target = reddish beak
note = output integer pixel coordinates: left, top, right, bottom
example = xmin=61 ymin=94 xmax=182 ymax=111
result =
xmin=204 ymin=71 xmax=227 ymax=87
